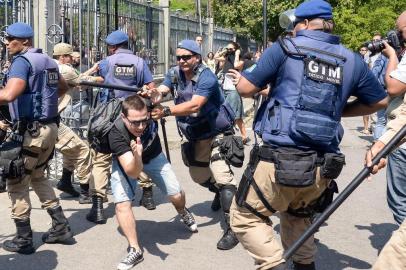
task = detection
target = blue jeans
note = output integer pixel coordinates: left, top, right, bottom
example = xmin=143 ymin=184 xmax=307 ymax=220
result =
xmin=387 ymin=148 xmax=406 ymax=225
xmin=373 ymin=108 xmax=387 ymax=141
xmin=110 ymin=153 xmax=182 ymax=203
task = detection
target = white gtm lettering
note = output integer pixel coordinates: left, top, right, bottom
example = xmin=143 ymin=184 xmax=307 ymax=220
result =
xmin=320 ymin=64 xmax=326 ymax=75
xmin=309 ymin=60 xmax=318 ymax=73
xmin=328 ymin=67 xmax=341 ymax=79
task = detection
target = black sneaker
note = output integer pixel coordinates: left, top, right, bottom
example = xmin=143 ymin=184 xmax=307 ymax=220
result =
xmin=117 ymin=247 xmax=144 ymax=270
xmin=179 ymin=208 xmax=198 ymax=232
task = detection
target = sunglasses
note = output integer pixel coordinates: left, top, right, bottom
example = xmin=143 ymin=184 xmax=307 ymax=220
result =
xmin=176 ymin=54 xmax=195 ymax=61
xmin=125 ymin=116 xmax=150 ymax=127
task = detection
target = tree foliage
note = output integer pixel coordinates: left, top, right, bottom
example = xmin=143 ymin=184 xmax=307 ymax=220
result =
xmin=213 ymin=0 xmax=406 ymax=50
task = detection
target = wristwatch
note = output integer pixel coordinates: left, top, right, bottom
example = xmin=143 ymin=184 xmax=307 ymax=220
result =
xmin=163 ymin=106 xmax=171 ymax=117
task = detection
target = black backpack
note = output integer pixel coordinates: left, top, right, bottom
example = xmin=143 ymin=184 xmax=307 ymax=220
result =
xmin=87 ymin=98 xmax=123 ymax=154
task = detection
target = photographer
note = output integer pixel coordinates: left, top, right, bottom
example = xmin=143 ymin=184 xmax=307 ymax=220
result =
xmin=215 ymin=42 xmax=249 ymax=144
xmin=365 ymin=11 xmax=406 ymax=270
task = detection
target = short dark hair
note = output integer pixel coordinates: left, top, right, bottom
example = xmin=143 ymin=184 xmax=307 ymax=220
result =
xmin=122 ymin=95 xmax=147 ymax=116
xmin=229 ymin=41 xmax=240 ymax=50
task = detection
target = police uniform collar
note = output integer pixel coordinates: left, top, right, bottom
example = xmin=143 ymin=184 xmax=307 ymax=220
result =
xmin=115 ymin=48 xmax=133 ymax=55
xmin=296 ymin=30 xmax=340 ymax=44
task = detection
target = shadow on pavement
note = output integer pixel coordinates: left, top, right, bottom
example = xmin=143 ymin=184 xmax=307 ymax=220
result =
xmin=315 ymin=239 xmax=371 ymax=270
xmin=0 ymin=250 xmax=58 ymax=270
xmin=355 ymin=223 xmax=398 ymax=253
xmin=189 ymin=200 xmax=222 ymax=228
xmin=123 ymin=218 xmax=196 ymax=260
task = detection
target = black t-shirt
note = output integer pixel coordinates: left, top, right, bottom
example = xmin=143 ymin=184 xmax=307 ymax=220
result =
xmin=108 ymin=118 xmax=162 ymax=164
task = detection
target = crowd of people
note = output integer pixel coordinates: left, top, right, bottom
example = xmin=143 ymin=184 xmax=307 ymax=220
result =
xmin=0 ymin=0 xmax=406 ymax=270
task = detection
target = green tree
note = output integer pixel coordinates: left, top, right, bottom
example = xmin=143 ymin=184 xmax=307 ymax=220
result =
xmin=213 ymin=0 xmax=406 ymax=49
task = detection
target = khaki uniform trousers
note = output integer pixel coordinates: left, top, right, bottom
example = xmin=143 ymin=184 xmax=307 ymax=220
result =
xmin=188 ymin=136 xmax=236 ymax=187
xmin=88 ymin=150 xmax=154 ymax=197
xmin=89 ymin=150 xmax=111 ymax=198
xmin=55 ymin=123 xmax=92 ymax=184
xmin=230 ymin=161 xmax=328 ymax=270
xmin=373 ymin=219 xmax=406 ymax=270
xmin=8 ymin=123 xmax=59 ymax=220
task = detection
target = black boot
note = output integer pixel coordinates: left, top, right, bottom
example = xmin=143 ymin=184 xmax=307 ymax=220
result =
xmin=0 ymin=180 xmax=6 ymax=193
xmin=3 ymin=219 xmax=35 ymax=254
xmin=217 ymin=185 xmax=239 ymax=250
xmin=86 ymin=195 xmax=106 ymax=224
xmin=199 ymin=178 xmax=221 ymax=211
xmin=56 ymin=168 xmax=79 ymax=197
xmin=42 ymin=206 xmax=74 ymax=243
xmin=267 ymin=263 xmax=287 ymax=270
xmin=293 ymin=262 xmax=316 ymax=270
xmin=211 ymin=191 xmax=221 ymax=211
xmin=139 ymin=186 xmax=156 ymax=210
xmin=79 ymin=184 xmax=91 ymax=204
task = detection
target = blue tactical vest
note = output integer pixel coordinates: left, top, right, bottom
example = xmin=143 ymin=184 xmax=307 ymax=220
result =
xmin=254 ymin=31 xmax=358 ymax=153
xmin=6 ymin=48 xmax=59 ymax=122
xmin=103 ymin=48 xmax=145 ymax=99
xmin=169 ymin=65 xmax=235 ymax=141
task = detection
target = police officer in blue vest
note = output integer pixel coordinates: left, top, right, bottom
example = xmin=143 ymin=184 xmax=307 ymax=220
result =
xmin=228 ymin=1 xmax=388 ymax=269
xmin=86 ymin=30 xmax=156 ymax=224
xmin=151 ymin=40 xmax=239 ymax=250
xmin=0 ymin=22 xmax=73 ymax=254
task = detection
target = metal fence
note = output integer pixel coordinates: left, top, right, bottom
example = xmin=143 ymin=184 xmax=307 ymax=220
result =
xmin=0 ymin=0 xmax=240 ymax=180
xmin=0 ymin=0 xmax=239 ymax=76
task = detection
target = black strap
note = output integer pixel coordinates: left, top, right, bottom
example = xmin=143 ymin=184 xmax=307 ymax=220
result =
xmin=210 ymin=152 xmax=223 ymax=163
xmin=251 ymin=178 xmax=277 ymax=213
xmin=243 ymin=202 xmax=271 ymax=224
xmin=21 ymin=149 xmax=39 ymax=158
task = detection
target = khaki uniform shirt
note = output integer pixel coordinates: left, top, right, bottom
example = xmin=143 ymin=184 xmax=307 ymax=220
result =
xmin=379 ymin=55 xmax=406 ymax=145
xmin=57 ymin=62 xmax=97 ymax=112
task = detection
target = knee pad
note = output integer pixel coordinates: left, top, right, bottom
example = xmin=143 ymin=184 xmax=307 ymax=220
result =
xmin=219 ymin=185 xmax=236 ymax=213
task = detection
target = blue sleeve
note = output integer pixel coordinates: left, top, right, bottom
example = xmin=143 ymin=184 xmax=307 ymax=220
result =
xmin=141 ymin=61 xmax=153 ymax=85
xmin=98 ymin=59 xmax=108 ymax=78
xmin=242 ymin=43 xmax=286 ymax=88
xmin=195 ymin=70 xmax=218 ymax=98
xmin=162 ymin=71 xmax=172 ymax=89
xmin=352 ymin=56 xmax=387 ymax=104
xmin=8 ymin=57 xmax=31 ymax=81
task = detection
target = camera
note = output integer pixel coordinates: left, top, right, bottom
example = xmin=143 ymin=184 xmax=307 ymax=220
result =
xmin=366 ymin=30 xmax=402 ymax=54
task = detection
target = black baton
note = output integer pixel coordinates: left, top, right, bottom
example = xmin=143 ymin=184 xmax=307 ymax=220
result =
xmin=284 ymin=124 xmax=406 ymax=260
xmin=160 ymin=118 xmax=171 ymax=163
xmin=80 ymin=81 xmax=141 ymax=93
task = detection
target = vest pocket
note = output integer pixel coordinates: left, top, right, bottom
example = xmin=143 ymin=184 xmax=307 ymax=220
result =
xmin=292 ymin=110 xmax=338 ymax=144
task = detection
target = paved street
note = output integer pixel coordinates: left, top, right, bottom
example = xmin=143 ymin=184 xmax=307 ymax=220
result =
xmin=0 ymin=100 xmax=396 ymax=270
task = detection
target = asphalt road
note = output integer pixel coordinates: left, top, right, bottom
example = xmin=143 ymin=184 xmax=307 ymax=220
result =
xmin=0 ymin=100 xmax=397 ymax=270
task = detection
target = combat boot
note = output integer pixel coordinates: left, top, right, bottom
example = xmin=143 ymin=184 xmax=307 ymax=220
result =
xmin=86 ymin=195 xmax=106 ymax=224
xmin=217 ymin=185 xmax=239 ymax=250
xmin=0 ymin=180 xmax=6 ymax=193
xmin=42 ymin=206 xmax=73 ymax=243
xmin=139 ymin=186 xmax=156 ymax=210
xmin=79 ymin=184 xmax=91 ymax=204
xmin=3 ymin=219 xmax=35 ymax=254
xmin=211 ymin=191 xmax=221 ymax=211
xmin=56 ymin=168 xmax=79 ymax=197
xmin=199 ymin=178 xmax=221 ymax=211
xmin=293 ymin=262 xmax=316 ymax=270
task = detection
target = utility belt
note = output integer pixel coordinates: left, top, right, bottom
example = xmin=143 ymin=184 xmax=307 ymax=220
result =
xmin=13 ymin=116 xmax=60 ymax=139
xmin=235 ymin=145 xmax=344 ymax=221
